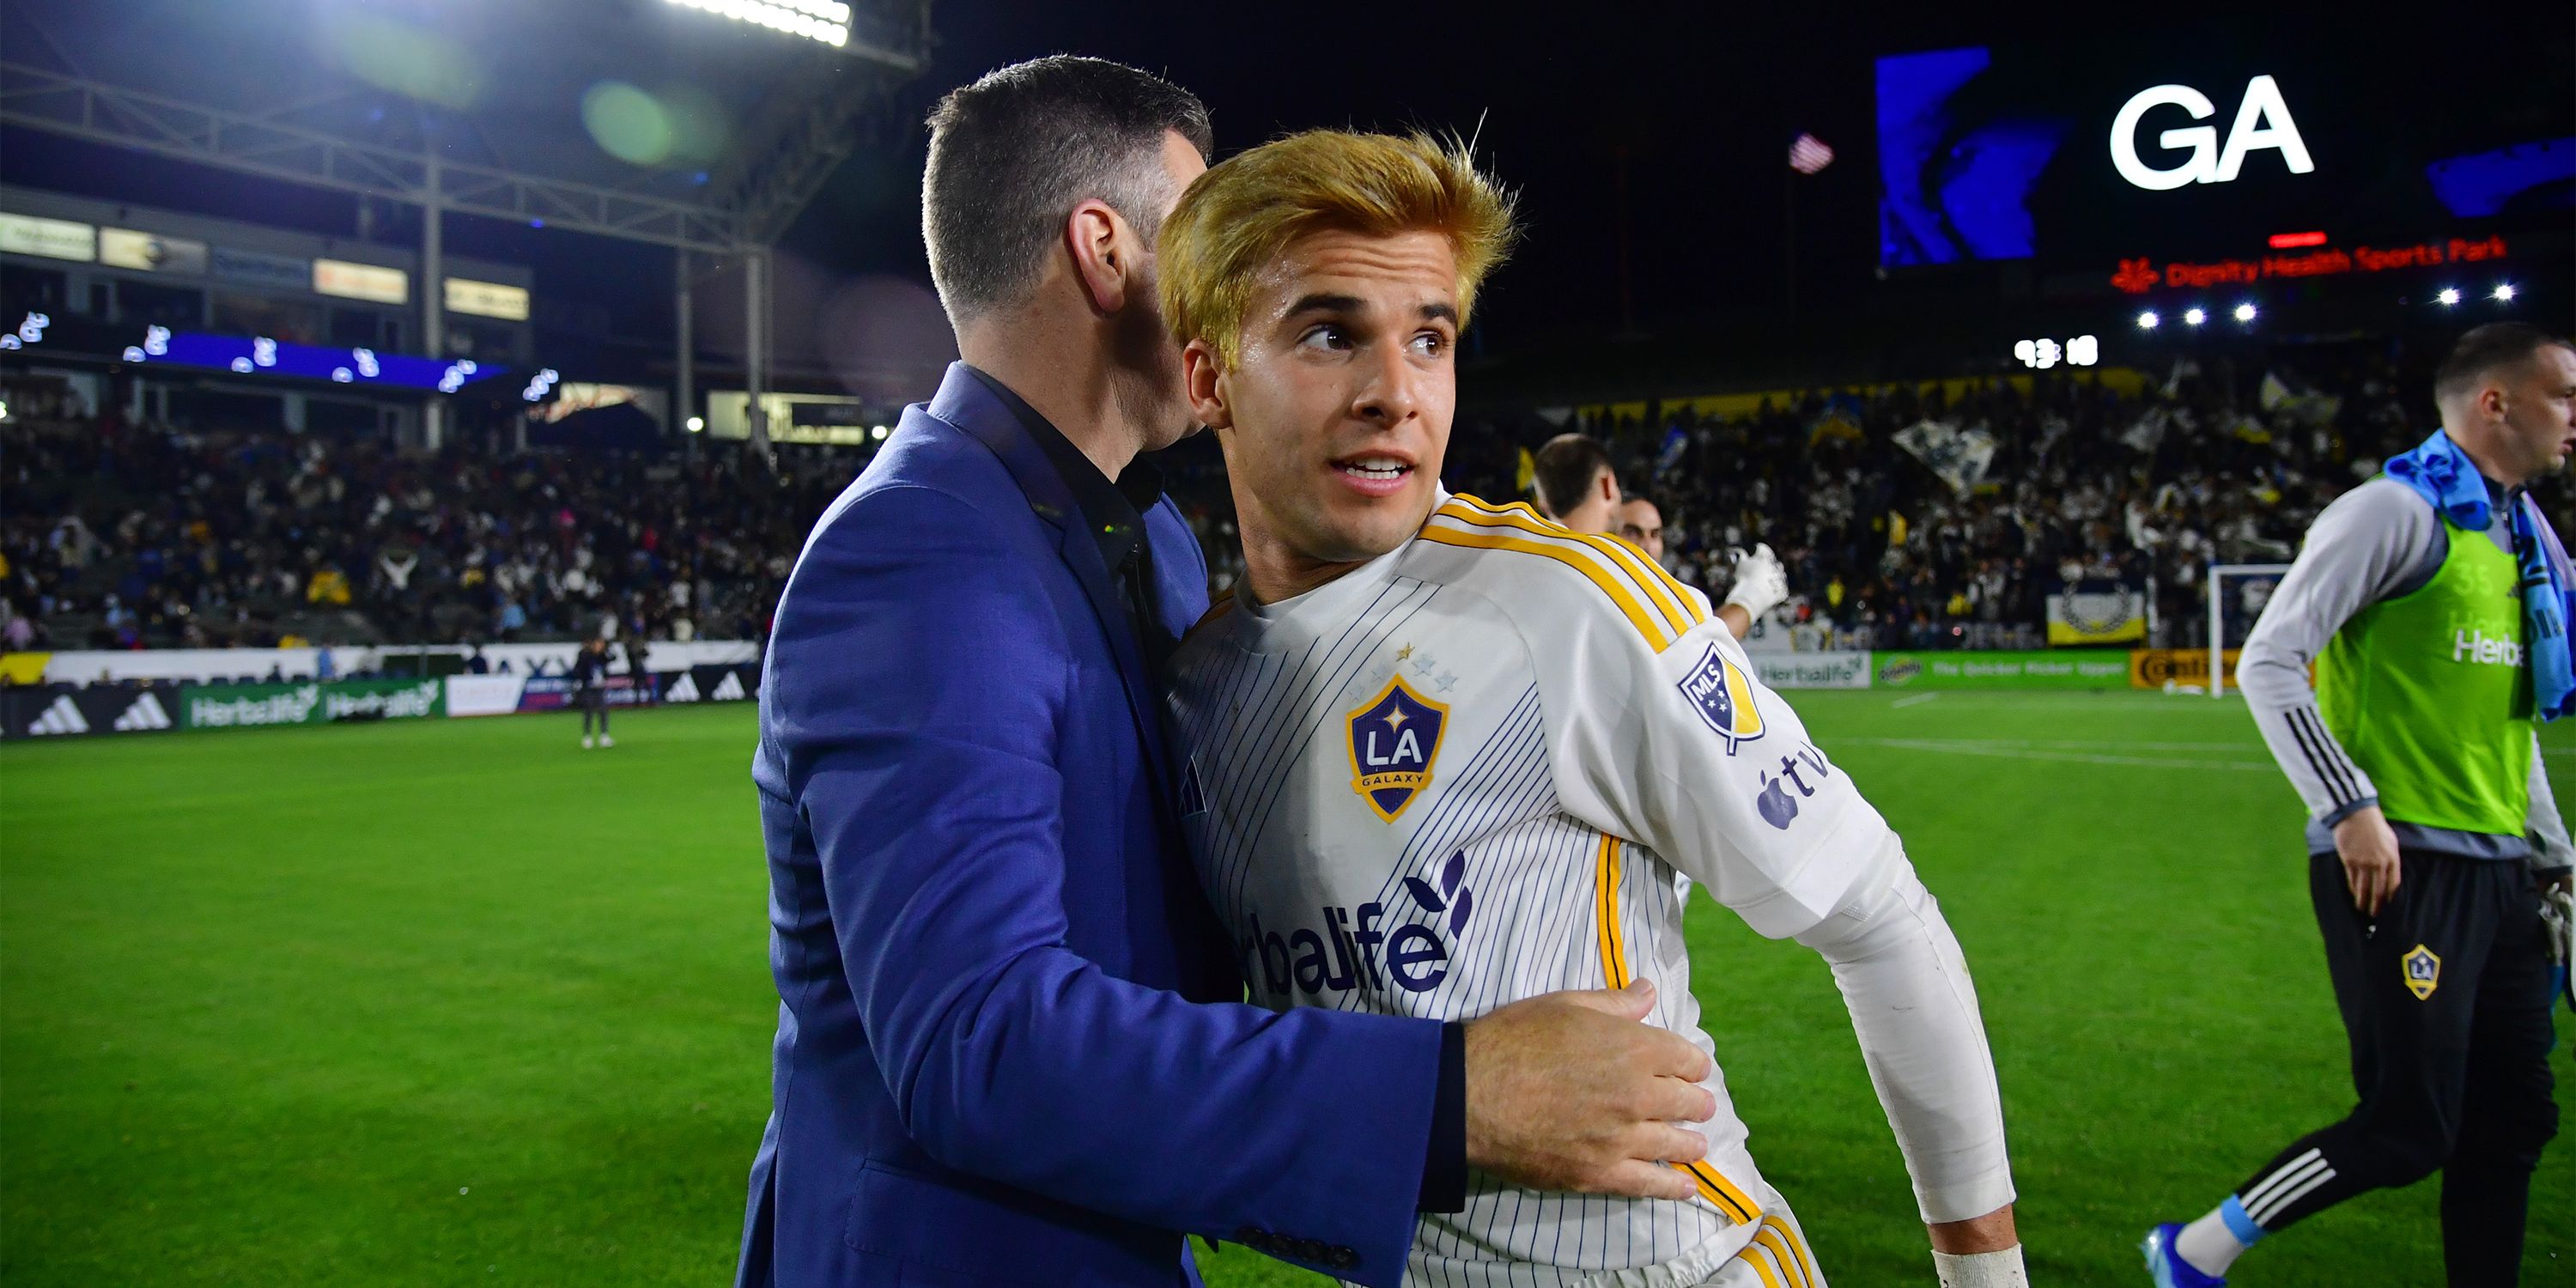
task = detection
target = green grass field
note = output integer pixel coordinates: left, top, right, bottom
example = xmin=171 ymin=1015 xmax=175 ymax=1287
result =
xmin=3 ymin=694 xmax=2568 ymax=1285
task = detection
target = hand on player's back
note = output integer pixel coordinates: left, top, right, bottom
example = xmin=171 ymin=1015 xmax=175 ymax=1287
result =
xmin=2332 ymin=805 xmax=2403 ymax=916
xmin=1461 ymin=979 xmax=1716 ymax=1201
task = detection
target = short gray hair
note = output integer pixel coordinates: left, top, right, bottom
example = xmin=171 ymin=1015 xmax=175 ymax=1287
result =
xmin=921 ymin=57 xmax=1213 ymax=325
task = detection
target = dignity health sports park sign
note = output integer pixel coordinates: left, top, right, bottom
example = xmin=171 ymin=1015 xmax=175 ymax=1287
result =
xmin=1875 ymin=33 xmax=2570 ymax=272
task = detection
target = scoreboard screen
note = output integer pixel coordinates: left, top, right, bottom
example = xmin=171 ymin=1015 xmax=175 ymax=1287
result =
xmin=1875 ymin=30 xmax=2573 ymax=271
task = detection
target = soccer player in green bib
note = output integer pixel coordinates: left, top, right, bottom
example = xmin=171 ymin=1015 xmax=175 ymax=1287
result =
xmin=2144 ymin=324 xmax=2576 ymax=1287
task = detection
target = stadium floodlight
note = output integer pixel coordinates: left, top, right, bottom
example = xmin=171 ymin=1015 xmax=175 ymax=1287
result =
xmin=686 ymin=416 xmax=706 ymax=433
xmin=2437 ymin=288 xmax=2462 ymax=307
xmin=870 ymin=424 xmax=890 ymax=441
xmin=2184 ymin=307 xmax=2207 ymax=326
xmin=2136 ymin=309 xmax=2160 ymax=330
xmin=665 ymin=0 xmax=852 ymax=47
xmin=2233 ymin=302 xmax=2257 ymax=323
xmin=2493 ymin=283 xmax=2517 ymax=302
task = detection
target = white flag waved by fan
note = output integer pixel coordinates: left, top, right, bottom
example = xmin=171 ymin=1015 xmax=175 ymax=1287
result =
xmin=1893 ymin=418 xmax=1996 ymax=495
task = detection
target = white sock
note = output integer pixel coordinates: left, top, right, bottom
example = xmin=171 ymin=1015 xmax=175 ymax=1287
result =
xmin=2175 ymin=1197 xmax=2260 ymax=1276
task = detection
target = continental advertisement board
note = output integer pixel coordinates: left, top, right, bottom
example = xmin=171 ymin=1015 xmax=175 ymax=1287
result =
xmin=2130 ymin=648 xmax=2242 ymax=690
xmin=1873 ymin=649 xmax=2132 ymax=690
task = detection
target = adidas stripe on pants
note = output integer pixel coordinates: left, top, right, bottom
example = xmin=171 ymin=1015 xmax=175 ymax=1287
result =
xmin=2229 ymin=850 xmax=2557 ymax=1285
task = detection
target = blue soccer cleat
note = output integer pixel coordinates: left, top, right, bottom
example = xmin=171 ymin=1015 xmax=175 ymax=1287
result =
xmin=2142 ymin=1224 xmax=2227 ymax=1287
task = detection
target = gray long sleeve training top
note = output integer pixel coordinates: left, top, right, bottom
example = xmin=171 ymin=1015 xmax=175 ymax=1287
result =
xmin=2236 ymin=473 xmax=2572 ymax=878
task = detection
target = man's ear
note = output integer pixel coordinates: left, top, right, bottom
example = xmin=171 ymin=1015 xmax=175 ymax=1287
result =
xmin=2475 ymin=382 xmax=2510 ymax=424
xmin=1182 ymin=338 xmax=1231 ymax=431
xmin=1065 ymin=200 xmax=1131 ymax=316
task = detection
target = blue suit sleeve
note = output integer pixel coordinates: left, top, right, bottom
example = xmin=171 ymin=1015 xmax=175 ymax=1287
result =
xmin=770 ymin=483 xmax=1443 ymax=1285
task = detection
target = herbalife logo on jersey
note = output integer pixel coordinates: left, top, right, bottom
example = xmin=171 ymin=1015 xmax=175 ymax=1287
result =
xmin=1242 ymin=851 xmax=1476 ymax=1001
xmin=1345 ymin=675 xmax=1448 ymax=823
xmin=2451 ymin=628 xmax=2523 ymax=667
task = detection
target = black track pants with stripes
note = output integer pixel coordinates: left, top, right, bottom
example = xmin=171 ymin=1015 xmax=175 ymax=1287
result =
xmin=2232 ymin=850 xmax=2557 ymax=1285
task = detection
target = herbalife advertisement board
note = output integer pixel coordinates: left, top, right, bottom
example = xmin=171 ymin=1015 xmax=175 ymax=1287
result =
xmin=180 ymin=677 xmax=446 ymax=729
xmin=1750 ymin=653 xmax=1874 ymax=690
xmin=1871 ymin=650 xmax=2131 ymax=690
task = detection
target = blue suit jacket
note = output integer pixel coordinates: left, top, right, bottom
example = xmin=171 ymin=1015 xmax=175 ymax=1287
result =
xmin=738 ymin=365 xmax=1443 ymax=1288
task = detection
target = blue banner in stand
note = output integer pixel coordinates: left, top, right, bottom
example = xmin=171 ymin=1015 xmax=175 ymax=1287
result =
xmin=119 ymin=326 xmax=508 ymax=393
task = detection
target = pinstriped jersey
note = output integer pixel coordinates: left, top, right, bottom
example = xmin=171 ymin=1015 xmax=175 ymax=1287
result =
xmin=1167 ymin=493 xmax=1892 ymax=1287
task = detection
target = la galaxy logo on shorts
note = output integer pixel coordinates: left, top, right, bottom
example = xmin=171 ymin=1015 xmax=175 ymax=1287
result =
xmin=1676 ymin=642 xmax=1765 ymax=754
xmin=2401 ymin=945 xmax=2441 ymax=1000
xmin=1346 ymin=675 xmax=1448 ymax=823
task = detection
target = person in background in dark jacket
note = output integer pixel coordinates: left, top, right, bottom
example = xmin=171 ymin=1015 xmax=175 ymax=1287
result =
xmin=571 ymin=637 xmax=612 ymax=750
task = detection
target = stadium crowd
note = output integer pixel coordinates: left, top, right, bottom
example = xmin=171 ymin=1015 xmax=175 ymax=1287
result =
xmin=4 ymin=337 xmax=2563 ymax=654
xmin=1421 ymin=338 xmax=2569 ymax=651
xmin=0 ymin=401 xmax=854 ymax=650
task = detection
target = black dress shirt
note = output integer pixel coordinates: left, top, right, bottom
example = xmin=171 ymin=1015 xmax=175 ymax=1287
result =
xmin=962 ymin=364 xmax=1467 ymax=1214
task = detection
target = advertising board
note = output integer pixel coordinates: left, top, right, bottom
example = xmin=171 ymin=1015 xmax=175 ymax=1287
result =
xmin=1872 ymin=650 xmax=2131 ymax=690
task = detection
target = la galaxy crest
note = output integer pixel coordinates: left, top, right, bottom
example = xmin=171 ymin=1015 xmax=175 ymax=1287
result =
xmin=2401 ymin=945 xmax=2441 ymax=1000
xmin=1346 ymin=675 xmax=1449 ymax=823
xmin=1677 ymin=643 xmax=1765 ymax=754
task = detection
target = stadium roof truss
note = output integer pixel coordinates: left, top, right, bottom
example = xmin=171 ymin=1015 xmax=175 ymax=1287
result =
xmin=0 ymin=3 xmax=931 ymax=256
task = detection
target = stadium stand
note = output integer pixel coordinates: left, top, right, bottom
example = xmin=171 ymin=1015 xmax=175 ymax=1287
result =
xmin=9 ymin=334 xmax=2567 ymax=664
xmin=0 ymin=404 xmax=869 ymax=651
xmin=1426 ymin=339 xmax=2570 ymax=653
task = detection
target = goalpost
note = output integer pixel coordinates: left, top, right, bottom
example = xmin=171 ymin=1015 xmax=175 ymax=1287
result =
xmin=2206 ymin=562 xmax=2294 ymax=697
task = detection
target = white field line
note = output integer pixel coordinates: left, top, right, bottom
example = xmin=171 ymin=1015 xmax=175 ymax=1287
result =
xmin=1891 ymin=693 xmax=1941 ymax=709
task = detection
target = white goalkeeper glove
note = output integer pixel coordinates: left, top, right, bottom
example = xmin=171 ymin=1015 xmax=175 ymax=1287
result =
xmin=2543 ymin=878 xmax=2573 ymax=969
xmin=1723 ymin=542 xmax=1789 ymax=621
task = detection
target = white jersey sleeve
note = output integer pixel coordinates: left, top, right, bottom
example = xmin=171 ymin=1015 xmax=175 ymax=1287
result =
xmin=1497 ymin=571 xmax=2016 ymax=1224
xmin=1516 ymin=598 xmax=1891 ymax=940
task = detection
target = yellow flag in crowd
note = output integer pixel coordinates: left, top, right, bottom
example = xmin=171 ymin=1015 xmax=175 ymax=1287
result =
xmin=1516 ymin=447 xmax=1536 ymax=495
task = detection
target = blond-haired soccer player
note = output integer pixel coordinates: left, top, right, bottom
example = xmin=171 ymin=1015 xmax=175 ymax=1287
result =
xmin=1158 ymin=130 xmax=2026 ymax=1288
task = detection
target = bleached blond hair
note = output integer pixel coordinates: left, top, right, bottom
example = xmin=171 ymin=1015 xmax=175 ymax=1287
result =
xmin=1158 ymin=130 xmax=1517 ymax=368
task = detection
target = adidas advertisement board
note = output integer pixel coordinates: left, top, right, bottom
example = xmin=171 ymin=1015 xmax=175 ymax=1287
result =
xmin=0 ymin=683 xmax=185 ymax=740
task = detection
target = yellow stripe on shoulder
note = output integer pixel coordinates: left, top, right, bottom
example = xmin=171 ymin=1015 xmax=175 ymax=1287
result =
xmin=1441 ymin=494 xmax=1704 ymax=635
xmin=1422 ymin=499 xmax=1680 ymax=651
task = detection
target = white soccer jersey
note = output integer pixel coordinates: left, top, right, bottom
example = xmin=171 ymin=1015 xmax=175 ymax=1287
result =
xmin=1169 ymin=493 xmax=2012 ymax=1288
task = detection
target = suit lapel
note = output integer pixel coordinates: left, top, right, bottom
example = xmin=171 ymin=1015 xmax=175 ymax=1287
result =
xmin=930 ymin=367 xmax=1180 ymax=796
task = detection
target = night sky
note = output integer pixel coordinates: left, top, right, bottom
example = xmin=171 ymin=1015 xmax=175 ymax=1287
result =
xmin=5 ymin=0 xmax=2568 ymax=386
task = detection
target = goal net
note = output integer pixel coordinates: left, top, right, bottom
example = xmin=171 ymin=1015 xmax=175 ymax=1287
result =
xmin=2203 ymin=562 xmax=2293 ymax=697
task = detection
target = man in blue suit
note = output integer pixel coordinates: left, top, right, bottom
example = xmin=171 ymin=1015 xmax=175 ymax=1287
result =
xmin=738 ymin=58 xmax=1721 ymax=1288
